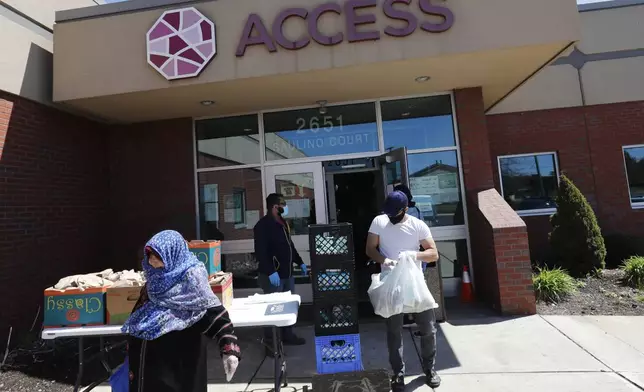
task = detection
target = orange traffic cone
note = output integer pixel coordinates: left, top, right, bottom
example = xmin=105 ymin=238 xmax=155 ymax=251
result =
xmin=460 ymin=265 xmax=474 ymax=303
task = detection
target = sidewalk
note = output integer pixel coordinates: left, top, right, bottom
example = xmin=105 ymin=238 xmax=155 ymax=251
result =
xmin=91 ymin=312 xmax=644 ymax=392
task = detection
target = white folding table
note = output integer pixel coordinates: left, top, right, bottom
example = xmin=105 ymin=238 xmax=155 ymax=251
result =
xmin=42 ymin=294 xmax=301 ymax=392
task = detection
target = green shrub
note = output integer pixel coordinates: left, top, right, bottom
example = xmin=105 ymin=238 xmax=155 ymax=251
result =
xmin=533 ymin=267 xmax=578 ymax=303
xmin=621 ymin=256 xmax=644 ymax=290
xmin=549 ymin=175 xmax=606 ymax=277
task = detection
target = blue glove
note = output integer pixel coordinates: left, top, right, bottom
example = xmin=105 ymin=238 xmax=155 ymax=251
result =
xmin=301 ymin=264 xmax=308 ymax=276
xmin=269 ymin=272 xmax=281 ymax=287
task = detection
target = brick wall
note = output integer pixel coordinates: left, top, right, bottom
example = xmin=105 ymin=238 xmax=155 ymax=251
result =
xmin=475 ymin=189 xmax=535 ymax=314
xmin=487 ymin=100 xmax=644 ymax=256
xmin=0 ymin=91 xmax=109 ymax=338
xmin=455 ymin=88 xmax=535 ymax=314
xmin=108 ymin=119 xmax=197 ymax=270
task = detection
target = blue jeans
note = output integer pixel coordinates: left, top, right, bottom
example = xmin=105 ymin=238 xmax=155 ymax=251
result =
xmin=258 ymin=274 xmax=296 ymax=341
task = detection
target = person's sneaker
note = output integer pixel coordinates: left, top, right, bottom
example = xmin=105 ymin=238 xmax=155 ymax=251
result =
xmin=282 ymin=335 xmax=306 ymax=346
xmin=402 ymin=315 xmax=417 ymax=329
xmin=390 ymin=375 xmax=405 ymax=392
xmin=426 ymin=370 xmax=441 ymax=389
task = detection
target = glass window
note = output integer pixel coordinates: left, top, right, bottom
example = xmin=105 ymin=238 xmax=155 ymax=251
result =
xmin=381 ymin=95 xmax=455 ymax=151
xmin=498 ymin=153 xmax=559 ymax=213
xmin=623 ymin=145 xmax=644 ymax=206
xmin=198 ymin=168 xmax=263 ymax=241
xmin=274 ymin=172 xmax=317 ymax=235
xmin=436 ymin=240 xmax=469 ymax=278
xmin=408 ymin=151 xmax=464 ymax=227
xmin=196 ymin=115 xmax=260 ymax=168
xmin=263 ymin=103 xmax=378 ymax=160
xmin=223 ymin=252 xmax=259 ymax=288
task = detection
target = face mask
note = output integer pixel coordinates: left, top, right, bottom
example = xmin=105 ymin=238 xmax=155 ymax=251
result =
xmin=389 ymin=212 xmax=404 ymax=225
xmin=278 ymin=205 xmax=289 ymax=217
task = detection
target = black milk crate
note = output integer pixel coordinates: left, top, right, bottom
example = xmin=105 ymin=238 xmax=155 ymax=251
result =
xmin=309 ymin=223 xmax=354 ymax=264
xmin=314 ymin=297 xmax=359 ymax=336
xmin=312 ymin=369 xmax=390 ymax=391
xmin=312 ymin=261 xmax=356 ymax=300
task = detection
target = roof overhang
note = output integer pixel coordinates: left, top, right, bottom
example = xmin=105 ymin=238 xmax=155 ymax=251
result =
xmin=53 ymin=0 xmax=581 ymax=123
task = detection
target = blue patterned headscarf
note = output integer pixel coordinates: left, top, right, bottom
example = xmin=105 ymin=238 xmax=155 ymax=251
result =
xmin=122 ymin=230 xmax=221 ymax=340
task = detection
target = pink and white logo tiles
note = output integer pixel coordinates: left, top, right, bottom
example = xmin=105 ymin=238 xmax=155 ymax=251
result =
xmin=146 ymin=7 xmax=216 ymax=80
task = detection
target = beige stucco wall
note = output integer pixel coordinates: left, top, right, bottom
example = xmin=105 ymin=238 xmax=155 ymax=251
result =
xmin=0 ymin=0 xmax=99 ymax=104
xmin=4 ymin=0 xmax=101 ymax=29
xmin=0 ymin=9 xmax=53 ymax=103
xmin=489 ymin=3 xmax=644 ymax=114
xmin=53 ymin=0 xmax=580 ymax=103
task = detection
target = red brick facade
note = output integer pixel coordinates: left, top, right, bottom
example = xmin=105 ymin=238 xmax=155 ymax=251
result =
xmin=9 ymin=89 xmax=641 ymax=336
xmin=455 ymin=88 xmax=536 ymax=315
xmin=487 ymin=100 xmax=644 ymax=260
xmin=108 ymin=119 xmax=197 ymax=270
xmin=0 ymin=92 xmax=110 ymax=337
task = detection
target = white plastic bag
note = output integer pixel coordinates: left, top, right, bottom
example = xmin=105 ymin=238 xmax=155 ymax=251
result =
xmin=367 ymin=253 xmax=438 ymax=319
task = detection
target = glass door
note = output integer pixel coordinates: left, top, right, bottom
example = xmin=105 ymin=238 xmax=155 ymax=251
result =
xmin=380 ymin=147 xmax=409 ymax=194
xmin=264 ymin=162 xmax=327 ymax=261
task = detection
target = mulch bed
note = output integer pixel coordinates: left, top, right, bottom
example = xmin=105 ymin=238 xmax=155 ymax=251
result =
xmin=0 ymin=336 xmax=126 ymax=392
xmin=537 ymin=268 xmax=644 ymax=316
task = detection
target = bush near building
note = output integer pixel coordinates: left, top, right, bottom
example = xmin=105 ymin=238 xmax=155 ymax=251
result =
xmin=533 ymin=266 xmax=578 ymax=303
xmin=621 ymin=256 xmax=644 ymax=290
xmin=549 ymin=175 xmax=606 ymax=277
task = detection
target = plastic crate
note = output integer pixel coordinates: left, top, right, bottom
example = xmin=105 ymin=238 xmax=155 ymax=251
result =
xmin=315 ymin=334 xmax=363 ymax=374
xmin=314 ymin=297 xmax=359 ymax=336
xmin=312 ymin=369 xmax=390 ymax=392
xmin=309 ymin=224 xmax=354 ymax=264
xmin=312 ymin=262 xmax=356 ymax=299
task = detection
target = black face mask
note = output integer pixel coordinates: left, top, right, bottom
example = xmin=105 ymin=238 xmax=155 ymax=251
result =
xmin=277 ymin=206 xmax=285 ymax=215
xmin=389 ymin=212 xmax=405 ymax=225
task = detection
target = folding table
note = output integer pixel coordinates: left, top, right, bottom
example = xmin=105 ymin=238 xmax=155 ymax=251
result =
xmin=42 ymin=293 xmax=301 ymax=392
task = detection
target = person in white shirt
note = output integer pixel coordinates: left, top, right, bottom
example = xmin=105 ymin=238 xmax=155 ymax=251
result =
xmin=366 ymin=190 xmax=441 ymax=391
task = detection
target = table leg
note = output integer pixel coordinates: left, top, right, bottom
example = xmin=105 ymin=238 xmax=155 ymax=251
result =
xmin=273 ymin=327 xmax=280 ymax=392
xmin=74 ymin=337 xmax=84 ymax=392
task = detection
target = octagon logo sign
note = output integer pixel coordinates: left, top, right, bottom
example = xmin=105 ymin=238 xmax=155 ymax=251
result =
xmin=146 ymin=7 xmax=216 ymax=80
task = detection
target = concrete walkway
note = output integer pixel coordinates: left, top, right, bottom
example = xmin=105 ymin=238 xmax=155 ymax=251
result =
xmin=91 ymin=314 xmax=644 ymax=392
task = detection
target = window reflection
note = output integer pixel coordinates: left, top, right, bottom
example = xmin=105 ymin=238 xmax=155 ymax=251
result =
xmin=263 ymin=103 xmax=378 ymax=160
xmin=198 ymin=168 xmax=263 ymax=241
xmin=196 ymin=115 xmax=260 ymax=168
xmin=381 ymin=96 xmax=455 ymax=151
xmin=223 ymin=252 xmax=259 ymax=289
xmin=408 ymin=151 xmax=464 ymax=227
xmin=624 ymin=146 xmax=644 ymax=205
xmin=499 ymin=153 xmax=558 ymax=212
xmin=436 ymin=240 xmax=468 ymax=278
xmin=275 ymin=173 xmax=317 ymax=235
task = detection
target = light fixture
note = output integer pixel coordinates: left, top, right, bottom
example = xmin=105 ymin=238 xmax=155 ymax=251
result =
xmin=402 ymin=112 xmax=411 ymax=117
xmin=415 ymin=76 xmax=430 ymax=83
xmin=200 ymin=100 xmax=215 ymax=106
xmin=317 ymin=100 xmax=328 ymax=115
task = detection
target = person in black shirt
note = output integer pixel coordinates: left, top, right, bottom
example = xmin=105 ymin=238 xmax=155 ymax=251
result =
xmin=254 ymin=193 xmax=307 ymax=347
xmin=123 ymin=230 xmax=241 ymax=392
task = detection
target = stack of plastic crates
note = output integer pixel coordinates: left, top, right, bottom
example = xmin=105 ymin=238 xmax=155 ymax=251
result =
xmin=309 ymin=223 xmax=363 ymax=374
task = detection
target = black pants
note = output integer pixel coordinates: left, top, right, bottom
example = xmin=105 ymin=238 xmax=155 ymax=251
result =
xmin=257 ymin=274 xmax=296 ymax=341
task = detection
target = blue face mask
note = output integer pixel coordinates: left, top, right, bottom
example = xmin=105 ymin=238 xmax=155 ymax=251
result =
xmin=280 ymin=205 xmax=289 ymax=217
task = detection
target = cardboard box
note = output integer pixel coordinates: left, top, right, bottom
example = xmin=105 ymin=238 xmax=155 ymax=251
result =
xmin=44 ymin=287 xmax=106 ymax=328
xmin=106 ymin=285 xmax=143 ymax=325
xmin=189 ymin=240 xmax=222 ymax=276
xmin=209 ymin=272 xmax=233 ymax=309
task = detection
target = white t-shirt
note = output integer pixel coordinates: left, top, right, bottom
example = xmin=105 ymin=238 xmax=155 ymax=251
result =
xmin=368 ymin=214 xmax=433 ymax=272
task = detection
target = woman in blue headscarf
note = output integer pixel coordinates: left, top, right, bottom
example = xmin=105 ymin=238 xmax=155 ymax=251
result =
xmin=123 ymin=230 xmax=241 ymax=392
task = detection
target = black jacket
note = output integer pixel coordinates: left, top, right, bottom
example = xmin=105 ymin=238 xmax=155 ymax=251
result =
xmin=128 ymin=287 xmax=241 ymax=392
xmin=253 ymin=214 xmax=304 ymax=278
